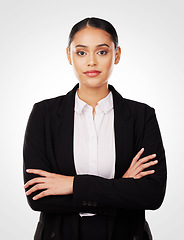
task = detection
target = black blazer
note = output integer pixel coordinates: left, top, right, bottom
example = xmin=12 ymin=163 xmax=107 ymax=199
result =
xmin=23 ymin=84 xmax=167 ymax=240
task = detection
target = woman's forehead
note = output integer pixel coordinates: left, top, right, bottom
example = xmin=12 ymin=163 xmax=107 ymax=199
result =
xmin=71 ymin=27 xmax=113 ymax=47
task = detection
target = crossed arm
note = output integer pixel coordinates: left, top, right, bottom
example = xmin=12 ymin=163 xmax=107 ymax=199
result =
xmin=24 ymin=102 xmax=166 ymax=212
xmin=24 ymin=148 xmax=158 ymax=201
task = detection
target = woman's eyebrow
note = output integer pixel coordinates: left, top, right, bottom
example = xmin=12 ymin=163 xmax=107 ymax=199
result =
xmin=97 ymin=44 xmax=110 ymax=48
xmin=75 ymin=44 xmax=87 ymax=48
xmin=75 ymin=43 xmax=110 ymax=48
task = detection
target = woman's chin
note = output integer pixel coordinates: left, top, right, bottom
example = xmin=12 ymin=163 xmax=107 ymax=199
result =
xmin=78 ymin=78 xmax=108 ymax=89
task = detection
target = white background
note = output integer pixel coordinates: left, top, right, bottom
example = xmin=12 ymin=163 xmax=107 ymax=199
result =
xmin=0 ymin=0 xmax=183 ymax=239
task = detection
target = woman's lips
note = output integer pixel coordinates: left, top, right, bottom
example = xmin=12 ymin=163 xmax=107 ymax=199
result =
xmin=83 ymin=70 xmax=101 ymax=77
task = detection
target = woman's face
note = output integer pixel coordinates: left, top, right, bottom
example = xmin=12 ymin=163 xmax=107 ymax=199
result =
xmin=66 ymin=26 xmax=121 ymax=89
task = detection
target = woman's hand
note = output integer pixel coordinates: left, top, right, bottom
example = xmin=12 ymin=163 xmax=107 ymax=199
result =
xmin=24 ymin=169 xmax=74 ymax=200
xmin=122 ymin=148 xmax=158 ymax=179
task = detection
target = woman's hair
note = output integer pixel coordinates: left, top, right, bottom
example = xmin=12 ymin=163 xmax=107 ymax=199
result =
xmin=68 ymin=17 xmax=118 ymax=51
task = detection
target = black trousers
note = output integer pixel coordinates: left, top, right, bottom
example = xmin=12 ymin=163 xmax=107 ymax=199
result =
xmin=79 ymin=215 xmax=108 ymax=240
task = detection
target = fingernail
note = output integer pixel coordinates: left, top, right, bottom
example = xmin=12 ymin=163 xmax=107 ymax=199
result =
xmin=33 ymin=197 xmax=36 ymax=200
xmin=154 ymin=160 xmax=158 ymax=163
xmin=26 ymin=169 xmax=30 ymax=173
xmin=152 ymin=154 xmax=156 ymax=157
xmin=151 ymin=170 xmax=155 ymax=173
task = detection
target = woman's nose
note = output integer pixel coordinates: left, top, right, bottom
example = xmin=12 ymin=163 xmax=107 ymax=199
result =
xmin=87 ymin=53 xmax=97 ymax=66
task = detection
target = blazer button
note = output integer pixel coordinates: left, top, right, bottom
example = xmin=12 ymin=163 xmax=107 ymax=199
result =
xmin=82 ymin=200 xmax=87 ymax=206
xmin=92 ymin=202 xmax=97 ymax=207
xmin=51 ymin=232 xmax=55 ymax=238
xmin=88 ymin=201 xmax=92 ymax=206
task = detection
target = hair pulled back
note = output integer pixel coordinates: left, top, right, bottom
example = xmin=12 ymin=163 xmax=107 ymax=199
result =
xmin=68 ymin=17 xmax=118 ymax=51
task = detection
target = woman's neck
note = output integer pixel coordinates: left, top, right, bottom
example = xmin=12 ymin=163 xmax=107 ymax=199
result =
xmin=77 ymin=83 xmax=110 ymax=109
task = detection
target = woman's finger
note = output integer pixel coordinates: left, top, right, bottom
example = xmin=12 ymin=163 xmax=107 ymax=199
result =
xmin=131 ymin=154 xmax=156 ymax=173
xmin=24 ymin=177 xmax=46 ymax=189
xmin=135 ymin=160 xmax=158 ymax=175
xmin=32 ymin=190 xmax=50 ymax=200
xmin=136 ymin=154 xmax=156 ymax=167
xmin=26 ymin=169 xmax=51 ymax=177
xmin=131 ymin=148 xmax=144 ymax=165
xmin=26 ymin=183 xmax=47 ymax=196
xmin=134 ymin=170 xmax=155 ymax=179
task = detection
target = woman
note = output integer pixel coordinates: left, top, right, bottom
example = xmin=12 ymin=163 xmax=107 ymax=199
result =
xmin=23 ymin=17 xmax=167 ymax=240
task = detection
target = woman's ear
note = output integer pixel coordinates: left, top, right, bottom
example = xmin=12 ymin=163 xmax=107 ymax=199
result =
xmin=114 ymin=46 xmax=121 ymax=64
xmin=66 ymin=47 xmax=72 ymax=65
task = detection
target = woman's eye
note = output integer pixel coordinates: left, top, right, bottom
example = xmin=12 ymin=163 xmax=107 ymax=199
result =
xmin=76 ymin=51 xmax=86 ymax=56
xmin=98 ymin=51 xmax=107 ymax=55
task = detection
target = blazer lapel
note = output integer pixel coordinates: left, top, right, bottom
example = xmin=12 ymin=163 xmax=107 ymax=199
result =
xmin=55 ymin=84 xmax=79 ymax=176
xmin=109 ymin=85 xmax=135 ymax=178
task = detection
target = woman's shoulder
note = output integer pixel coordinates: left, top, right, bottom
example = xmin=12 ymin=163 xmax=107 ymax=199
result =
xmin=110 ymin=84 xmax=155 ymax=114
xmin=31 ymin=94 xmax=67 ymax=117
xmin=34 ymin=95 xmax=65 ymax=107
xmin=123 ymin=97 xmax=154 ymax=111
xmin=122 ymin=97 xmax=156 ymax=121
xmin=33 ymin=84 xmax=78 ymax=109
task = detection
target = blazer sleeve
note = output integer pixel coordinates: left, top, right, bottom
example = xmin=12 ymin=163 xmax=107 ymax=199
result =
xmin=73 ymin=106 xmax=167 ymax=210
xmin=23 ymin=103 xmax=77 ymax=214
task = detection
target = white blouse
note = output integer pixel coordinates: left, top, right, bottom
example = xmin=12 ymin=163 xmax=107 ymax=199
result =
xmin=73 ymin=90 xmax=115 ymax=180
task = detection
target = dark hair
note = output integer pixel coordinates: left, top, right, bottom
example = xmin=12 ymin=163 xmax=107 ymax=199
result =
xmin=68 ymin=17 xmax=118 ymax=51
